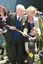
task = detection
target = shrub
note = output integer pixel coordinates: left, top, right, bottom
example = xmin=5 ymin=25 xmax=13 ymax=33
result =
xmin=39 ymin=15 xmax=43 ymax=49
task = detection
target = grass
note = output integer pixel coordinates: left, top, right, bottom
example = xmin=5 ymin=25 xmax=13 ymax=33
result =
xmin=0 ymin=49 xmax=2 ymax=61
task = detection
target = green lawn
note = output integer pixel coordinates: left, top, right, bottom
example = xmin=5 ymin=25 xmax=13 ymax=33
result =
xmin=0 ymin=55 xmax=2 ymax=61
xmin=0 ymin=49 xmax=2 ymax=61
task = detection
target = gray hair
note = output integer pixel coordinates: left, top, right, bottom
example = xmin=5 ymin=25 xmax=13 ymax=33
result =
xmin=16 ymin=4 xmax=25 ymax=10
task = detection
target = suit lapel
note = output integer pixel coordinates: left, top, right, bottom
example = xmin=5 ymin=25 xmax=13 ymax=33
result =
xmin=12 ymin=13 xmax=16 ymax=26
xmin=21 ymin=17 xmax=24 ymax=30
xmin=21 ymin=16 xmax=27 ymax=30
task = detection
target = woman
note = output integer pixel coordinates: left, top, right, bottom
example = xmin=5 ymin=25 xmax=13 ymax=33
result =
xmin=0 ymin=5 xmax=7 ymax=60
xmin=23 ymin=6 xmax=41 ymax=64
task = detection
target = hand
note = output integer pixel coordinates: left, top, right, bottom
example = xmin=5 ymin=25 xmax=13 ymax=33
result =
xmin=2 ymin=17 xmax=7 ymax=21
xmin=9 ymin=26 xmax=16 ymax=30
xmin=38 ymin=34 xmax=41 ymax=36
xmin=26 ymin=50 xmax=29 ymax=53
xmin=22 ymin=32 xmax=27 ymax=37
xmin=35 ymin=50 xmax=37 ymax=53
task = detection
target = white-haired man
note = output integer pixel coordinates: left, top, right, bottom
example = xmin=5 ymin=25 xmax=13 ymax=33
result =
xmin=2 ymin=4 xmax=26 ymax=64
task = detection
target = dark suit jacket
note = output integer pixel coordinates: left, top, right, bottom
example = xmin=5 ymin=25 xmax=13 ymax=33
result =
xmin=2 ymin=13 xmax=27 ymax=43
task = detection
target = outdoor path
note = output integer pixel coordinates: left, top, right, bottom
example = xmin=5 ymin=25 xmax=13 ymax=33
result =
xmin=0 ymin=57 xmax=36 ymax=64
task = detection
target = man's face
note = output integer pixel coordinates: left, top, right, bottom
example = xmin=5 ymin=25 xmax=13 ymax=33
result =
xmin=16 ymin=8 xmax=25 ymax=17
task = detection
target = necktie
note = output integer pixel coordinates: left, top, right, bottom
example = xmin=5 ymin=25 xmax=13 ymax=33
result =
xmin=18 ymin=17 xmax=20 ymax=23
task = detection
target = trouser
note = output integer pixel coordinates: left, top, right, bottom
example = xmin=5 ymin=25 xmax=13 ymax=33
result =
xmin=9 ymin=38 xmax=23 ymax=64
xmin=0 ymin=47 xmax=4 ymax=55
xmin=27 ymin=44 xmax=35 ymax=64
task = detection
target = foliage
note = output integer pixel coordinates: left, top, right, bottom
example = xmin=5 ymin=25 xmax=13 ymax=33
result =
xmin=38 ymin=15 xmax=43 ymax=49
xmin=35 ymin=53 xmax=41 ymax=64
xmin=34 ymin=54 xmax=39 ymax=61
xmin=36 ymin=60 xmax=41 ymax=64
xmin=0 ymin=50 xmax=2 ymax=61
xmin=5 ymin=43 xmax=11 ymax=61
xmin=34 ymin=54 xmax=41 ymax=64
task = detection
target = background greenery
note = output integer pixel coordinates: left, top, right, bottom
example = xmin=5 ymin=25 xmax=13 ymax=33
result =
xmin=39 ymin=15 xmax=43 ymax=49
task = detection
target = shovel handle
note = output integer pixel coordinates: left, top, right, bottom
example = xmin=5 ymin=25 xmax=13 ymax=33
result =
xmin=15 ymin=28 xmax=23 ymax=34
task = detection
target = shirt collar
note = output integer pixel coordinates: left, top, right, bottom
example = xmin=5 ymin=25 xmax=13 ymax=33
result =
xmin=17 ymin=14 xmax=22 ymax=21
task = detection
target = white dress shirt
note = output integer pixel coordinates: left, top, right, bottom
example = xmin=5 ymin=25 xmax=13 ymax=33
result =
xmin=17 ymin=14 xmax=22 ymax=21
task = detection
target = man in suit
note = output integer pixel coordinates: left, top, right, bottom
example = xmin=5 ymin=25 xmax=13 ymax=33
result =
xmin=2 ymin=4 xmax=26 ymax=64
